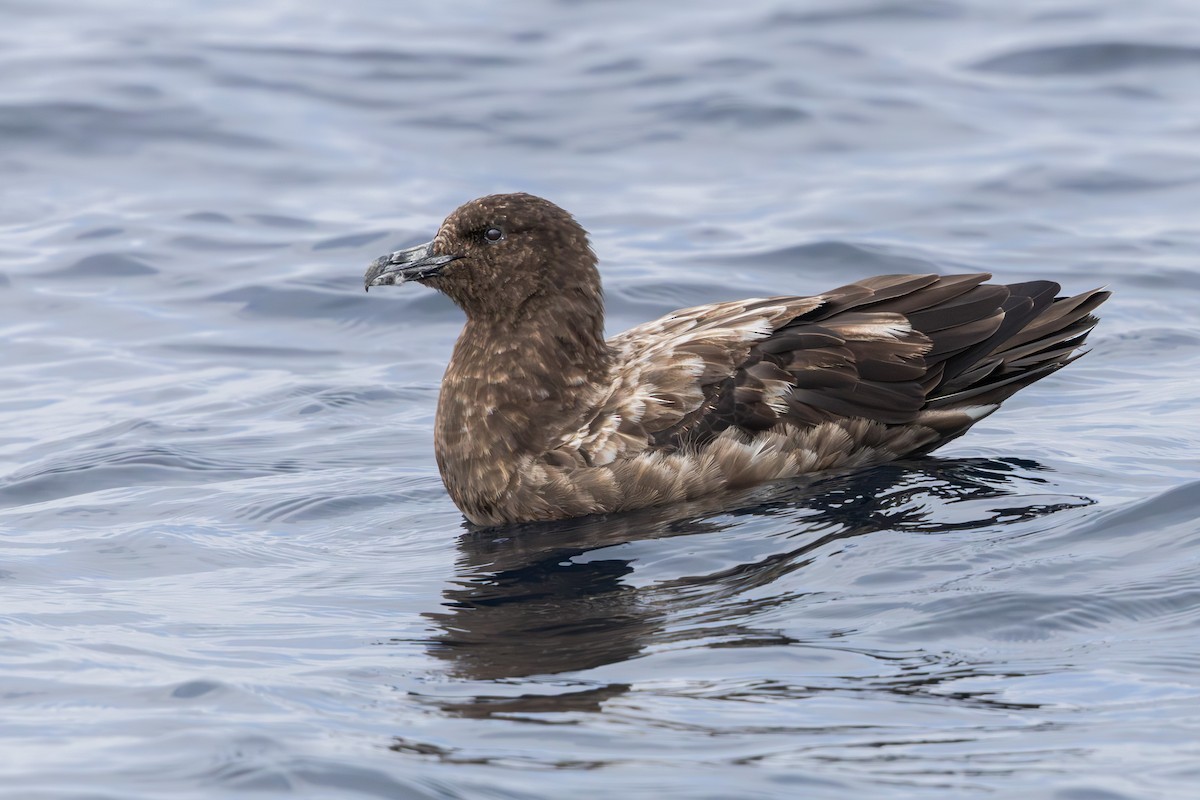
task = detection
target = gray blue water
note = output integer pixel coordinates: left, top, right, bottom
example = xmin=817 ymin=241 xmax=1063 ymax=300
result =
xmin=3 ymin=1 xmax=1200 ymax=798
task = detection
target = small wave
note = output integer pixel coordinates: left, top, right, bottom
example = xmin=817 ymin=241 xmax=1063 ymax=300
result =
xmin=648 ymin=94 xmax=810 ymax=127
xmin=697 ymin=240 xmax=946 ymax=283
xmin=0 ymin=444 xmax=304 ymax=508
xmin=1068 ymin=479 xmax=1200 ymax=541
xmin=972 ymin=41 xmax=1200 ymax=76
xmin=206 ymin=41 xmax=519 ymax=70
xmin=44 ymin=252 xmax=158 ymax=278
xmin=237 ymin=481 xmax=439 ymax=523
xmin=0 ymin=100 xmax=269 ymax=151
xmin=313 ymin=231 xmax=389 ymax=251
xmin=771 ymin=1 xmax=961 ymax=26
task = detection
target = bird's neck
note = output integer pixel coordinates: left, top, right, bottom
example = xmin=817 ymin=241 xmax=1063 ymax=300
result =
xmin=433 ymin=303 xmax=611 ymax=519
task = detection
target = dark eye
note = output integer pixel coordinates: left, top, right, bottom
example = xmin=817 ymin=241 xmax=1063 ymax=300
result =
xmin=483 ymin=227 xmax=505 ymax=243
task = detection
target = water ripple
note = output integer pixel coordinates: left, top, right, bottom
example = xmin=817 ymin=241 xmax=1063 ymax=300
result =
xmin=973 ymin=41 xmax=1200 ymax=76
xmin=4 ymin=1 xmax=1200 ymax=798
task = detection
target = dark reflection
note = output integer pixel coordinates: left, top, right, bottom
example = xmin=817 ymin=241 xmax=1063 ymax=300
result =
xmin=422 ymin=457 xmax=1092 ymax=687
xmin=408 ymin=683 xmax=630 ymax=725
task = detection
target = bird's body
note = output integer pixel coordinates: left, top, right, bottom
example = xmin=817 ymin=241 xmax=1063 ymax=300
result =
xmin=365 ymin=194 xmax=1108 ymax=527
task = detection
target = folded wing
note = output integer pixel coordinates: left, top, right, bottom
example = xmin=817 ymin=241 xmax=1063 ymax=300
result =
xmin=555 ymin=273 xmax=1108 ymax=466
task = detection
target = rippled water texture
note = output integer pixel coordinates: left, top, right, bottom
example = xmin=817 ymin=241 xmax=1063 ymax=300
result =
xmin=3 ymin=1 xmax=1200 ymax=798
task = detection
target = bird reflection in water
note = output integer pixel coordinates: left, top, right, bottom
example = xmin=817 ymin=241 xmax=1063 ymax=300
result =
xmin=422 ymin=453 xmax=1089 ymax=681
xmin=412 ymin=457 xmax=1092 ymax=727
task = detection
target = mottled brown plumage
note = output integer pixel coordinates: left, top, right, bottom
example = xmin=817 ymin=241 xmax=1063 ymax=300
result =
xmin=365 ymin=193 xmax=1109 ymax=526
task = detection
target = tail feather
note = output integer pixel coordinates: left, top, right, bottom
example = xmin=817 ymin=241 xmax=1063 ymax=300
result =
xmin=928 ymin=286 xmax=1108 ymax=409
xmin=1000 ymin=289 xmax=1108 ymax=351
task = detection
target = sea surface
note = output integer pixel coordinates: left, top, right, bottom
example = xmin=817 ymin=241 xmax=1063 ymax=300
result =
xmin=3 ymin=1 xmax=1200 ymax=798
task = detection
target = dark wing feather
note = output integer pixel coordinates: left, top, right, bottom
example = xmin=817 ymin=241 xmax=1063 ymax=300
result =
xmin=558 ymin=274 xmax=1108 ymax=464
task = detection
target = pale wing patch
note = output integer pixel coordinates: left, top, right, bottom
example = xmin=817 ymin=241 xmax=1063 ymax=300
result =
xmin=759 ymin=375 xmax=795 ymax=415
xmin=556 ymin=296 xmax=822 ymax=465
xmin=919 ymin=404 xmax=999 ymax=424
xmin=825 ymin=316 xmax=912 ymax=341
